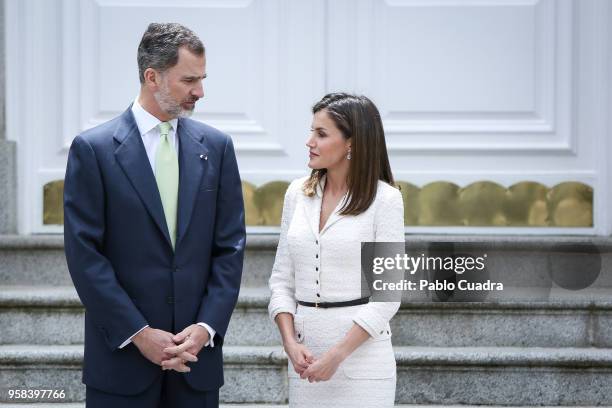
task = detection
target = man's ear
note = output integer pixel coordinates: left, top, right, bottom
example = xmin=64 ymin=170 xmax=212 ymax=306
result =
xmin=143 ymin=68 xmax=160 ymax=90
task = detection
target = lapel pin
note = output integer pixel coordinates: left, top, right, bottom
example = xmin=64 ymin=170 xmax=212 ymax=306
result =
xmin=200 ymin=154 xmax=208 ymax=160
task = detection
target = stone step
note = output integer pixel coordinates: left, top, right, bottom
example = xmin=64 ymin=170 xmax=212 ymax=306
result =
xmin=1 ymin=345 xmax=611 ymax=405
xmin=2 ymin=235 xmax=612 ymax=295
xmin=0 ymin=345 xmax=287 ymax=404
xmin=0 ymin=405 xmax=290 ymax=408
xmin=0 ymin=235 xmax=276 ymax=288
xmin=2 ymin=286 xmax=612 ymax=348
xmin=0 ymin=405 xmax=606 ymax=408
xmin=0 ymin=236 xmax=275 ymax=288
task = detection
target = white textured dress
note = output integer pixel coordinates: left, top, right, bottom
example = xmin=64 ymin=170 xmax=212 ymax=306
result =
xmin=268 ymin=175 xmax=405 ymax=407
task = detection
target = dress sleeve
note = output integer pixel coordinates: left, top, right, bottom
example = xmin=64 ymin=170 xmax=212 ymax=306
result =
xmin=268 ymin=181 xmax=299 ymax=321
xmin=352 ymin=186 xmax=405 ymax=339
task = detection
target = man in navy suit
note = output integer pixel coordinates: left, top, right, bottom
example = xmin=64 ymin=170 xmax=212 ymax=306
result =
xmin=63 ymin=23 xmax=245 ymax=407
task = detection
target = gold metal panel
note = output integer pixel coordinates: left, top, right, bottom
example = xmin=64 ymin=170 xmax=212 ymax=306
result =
xmin=241 ymin=181 xmax=259 ymax=226
xmin=418 ymin=182 xmax=462 ymax=226
xmin=459 ymin=181 xmax=507 ymax=226
xmin=252 ymin=181 xmax=290 ymax=226
xmin=43 ymin=180 xmax=64 ymax=225
xmin=504 ymin=182 xmax=549 ymax=226
xmin=548 ymin=182 xmax=593 ymax=227
xmin=396 ymin=182 xmax=420 ymax=226
xmin=42 ymin=179 xmax=594 ymax=227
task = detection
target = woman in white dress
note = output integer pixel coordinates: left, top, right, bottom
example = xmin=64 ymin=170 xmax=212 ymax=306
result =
xmin=268 ymin=93 xmax=405 ymax=407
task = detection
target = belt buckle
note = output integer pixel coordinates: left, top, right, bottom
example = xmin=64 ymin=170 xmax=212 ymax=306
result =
xmin=315 ymin=301 xmax=319 ymax=308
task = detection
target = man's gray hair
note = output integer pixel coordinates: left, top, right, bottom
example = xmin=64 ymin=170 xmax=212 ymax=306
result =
xmin=137 ymin=23 xmax=205 ymax=84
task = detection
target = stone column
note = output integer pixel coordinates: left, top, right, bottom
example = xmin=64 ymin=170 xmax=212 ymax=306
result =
xmin=0 ymin=0 xmax=18 ymax=234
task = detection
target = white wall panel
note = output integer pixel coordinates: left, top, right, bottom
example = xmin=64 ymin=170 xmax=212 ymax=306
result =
xmin=4 ymin=0 xmax=610 ymax=233
xmin=328 ymin=0 xmax=573 ymax=152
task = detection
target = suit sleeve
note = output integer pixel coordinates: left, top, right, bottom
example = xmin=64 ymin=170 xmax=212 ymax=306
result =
xmin=353 ymin=186 xmax=404 ymax=339
xmin=267 ymin=181 xmax=298 ymax=321
xmin=196 ymin=136 xmax=246 ymax=340
xmin=63 ymin=135 xmax=148 ymax=351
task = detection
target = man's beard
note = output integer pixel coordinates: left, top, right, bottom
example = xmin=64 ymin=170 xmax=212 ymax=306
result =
xmin=154 ymin=80 xmax=196 ymax=118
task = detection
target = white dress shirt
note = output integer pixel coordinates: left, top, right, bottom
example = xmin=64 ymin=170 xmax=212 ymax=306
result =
xmin=118 ymin=99 xmax=216 ymax=349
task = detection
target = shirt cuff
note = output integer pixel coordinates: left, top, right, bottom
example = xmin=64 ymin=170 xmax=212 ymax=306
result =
xmin=197 ymin=322 xmax=216 ymax=347
xmin=119 ymin=324 xmax=149 ymax=349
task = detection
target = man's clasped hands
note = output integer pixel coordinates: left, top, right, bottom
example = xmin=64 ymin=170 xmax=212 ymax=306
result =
xmin=132 ymin=324 xmax=210 ymax=373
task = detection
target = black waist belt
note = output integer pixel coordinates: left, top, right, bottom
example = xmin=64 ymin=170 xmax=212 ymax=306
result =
xmin=297 ymin=297 xmax=370 ymax=308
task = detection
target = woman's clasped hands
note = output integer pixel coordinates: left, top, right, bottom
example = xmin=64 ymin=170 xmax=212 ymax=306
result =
xmin=284 ymin=340 xmax=346 ymax=383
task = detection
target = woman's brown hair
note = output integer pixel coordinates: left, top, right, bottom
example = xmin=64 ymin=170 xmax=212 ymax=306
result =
xmin=303 ymin=93 xmax=395 ymax=215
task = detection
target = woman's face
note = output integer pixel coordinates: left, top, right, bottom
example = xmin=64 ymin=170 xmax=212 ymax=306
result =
xmin=306 ymin=109 xmax=351 ymax=170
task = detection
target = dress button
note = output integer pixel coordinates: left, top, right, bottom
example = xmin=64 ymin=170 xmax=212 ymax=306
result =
xmin=380 ymin=330 xmax=384 ymax=334
xmin=316 ymin=267 xmax=318 ymax=271
xmin=316 ymin=293 xmax=321 ymax=297
xmin=316 ymin=254 xmax=319 ymax=259
xmin=316 ymin=280 xmax=319 ymax=284
xmin=316 ymin=240 xmax=318 ymax=244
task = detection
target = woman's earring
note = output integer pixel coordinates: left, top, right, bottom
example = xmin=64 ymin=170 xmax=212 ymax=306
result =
xmin=347 ymin=148 xmax=352 ymax=161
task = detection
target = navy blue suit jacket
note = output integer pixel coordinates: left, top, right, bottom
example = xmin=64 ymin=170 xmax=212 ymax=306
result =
xmin=63 ymin=107 xmax=245 ymax=395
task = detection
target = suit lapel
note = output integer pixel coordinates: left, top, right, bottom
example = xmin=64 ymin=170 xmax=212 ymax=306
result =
xmin=319 ymin=203 xmax=346 ymax=235
xmin=176 ymin=118 xmax=208 ymax=248
xmin=313 ymin=174 xmax=348 ymax=236
xmin=304 ymin=193 xmax=322 ymax=238
xmin=304 ymin=175 xmax=348 ymax=237
xmin=113 ymin=108 xmax=172 ymax=248
xmin=321 ymin=195 xmax=346 ymax=235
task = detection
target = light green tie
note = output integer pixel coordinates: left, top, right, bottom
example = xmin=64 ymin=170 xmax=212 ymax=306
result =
xmin=155 ymin=122 xmax=179 ymax=250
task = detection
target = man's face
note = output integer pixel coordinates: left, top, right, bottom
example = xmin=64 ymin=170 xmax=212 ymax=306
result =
xmin=154 ymin=46 xmax=206 ymax=118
